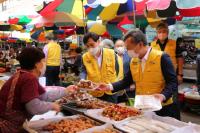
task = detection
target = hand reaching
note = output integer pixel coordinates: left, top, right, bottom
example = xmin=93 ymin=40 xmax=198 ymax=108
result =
xmin=65 ymin=85 xmax=79 ymax=94
xmin=95 ymin=83 xmax=111 ymax=91
xmin=153 ymin=94 xmax=166 ymax=102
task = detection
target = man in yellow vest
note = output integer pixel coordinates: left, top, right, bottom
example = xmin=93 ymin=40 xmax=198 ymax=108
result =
xmin=43 ymin=32 xmax=61 ymax=86
xmin=80 ymin=32 xmax=119 ymax=103
xmin=151 ymin=23 xmax=184 ymax=111
xmin=151 ymin=22 xmax=184 ymax=84
xmin=97 ymin=29 xmax=180 ymax=119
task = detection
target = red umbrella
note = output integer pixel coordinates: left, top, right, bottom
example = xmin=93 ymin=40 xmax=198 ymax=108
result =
xmin=39 ymin=0 xmax=63 ymax=16
xmin=135 ymin=0 xmax=147 ymax=15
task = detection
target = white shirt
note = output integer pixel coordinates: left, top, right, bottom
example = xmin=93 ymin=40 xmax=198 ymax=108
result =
xmin=141 ymin=47 xmax=152 ymax=72
xmin=95 ymin=49 xmax=102 ymax=68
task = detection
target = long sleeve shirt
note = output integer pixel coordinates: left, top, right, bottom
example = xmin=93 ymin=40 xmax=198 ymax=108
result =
xmin=112 ymin=53 xmax=178 ymax=102
xmin=25 ymin=88 xmax=65 ymax=115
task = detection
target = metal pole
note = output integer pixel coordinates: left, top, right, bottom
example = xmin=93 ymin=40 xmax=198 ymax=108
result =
xmin=132 ymin=0 xmax=136 ymax=28
xmin=81 ymin=0 xmax=86 ymax=34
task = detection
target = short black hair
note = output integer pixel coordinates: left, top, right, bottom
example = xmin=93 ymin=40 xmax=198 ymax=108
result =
xmin=123 ymin=29 xmax=147 ymax=46
xmin=83 ymin=32 xmax=99 ymax=45
xmin=75 ymin=47 xmax=82 ymax=54
xmin=156 ymin=22 xmax=168 ymax=31
xmin=17 ymin=47 xmax=45 ymax=70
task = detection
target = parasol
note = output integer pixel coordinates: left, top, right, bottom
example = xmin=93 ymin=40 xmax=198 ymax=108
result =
xmin=29 ymin=12 xmax=85 ymax=28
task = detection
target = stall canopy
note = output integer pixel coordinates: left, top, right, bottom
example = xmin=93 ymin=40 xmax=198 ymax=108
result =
xmin=29 ymin=12 xmax=85 ymax=28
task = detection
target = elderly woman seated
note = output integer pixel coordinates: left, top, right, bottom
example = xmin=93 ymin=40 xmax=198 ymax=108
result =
xmin=0 ymin=47 xmax=77 ymax=133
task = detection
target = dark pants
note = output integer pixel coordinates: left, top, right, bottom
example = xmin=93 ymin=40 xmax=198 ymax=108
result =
xmin=99 ymin=94 xmax=118 ymax=103
xmin=46 ymin=66 xmax=60 ymax=86
xmin=155 ymin=102 xmax=181 ymax=120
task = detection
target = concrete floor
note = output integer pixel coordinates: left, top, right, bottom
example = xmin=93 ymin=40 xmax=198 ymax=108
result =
xmin=181 ymin=111 xmax=200 ymax=124
xmin=179 ymin=80 xmax=200 ymax=124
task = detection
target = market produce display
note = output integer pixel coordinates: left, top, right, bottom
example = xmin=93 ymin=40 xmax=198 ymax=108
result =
xmin=117 ymin=117 xmax=178 ymax=133
xmin=56 ymin=90 xmax=94 ymax=105
xmin=43 ymin=116 xmax=99 ymax=133
xmin=76 ymin=99 xmax=113 ymax=109
xmin=102 ymin=105 xmax=141 ymax=121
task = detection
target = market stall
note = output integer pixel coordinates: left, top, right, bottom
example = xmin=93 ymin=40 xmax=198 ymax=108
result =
xmin=23 ymin=88 xmax=200 ymax=133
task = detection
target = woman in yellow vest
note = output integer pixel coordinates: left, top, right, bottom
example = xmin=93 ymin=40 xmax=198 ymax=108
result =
xmin=97 ymin=29 xmax=180 ymax=120
xmin=80 ymin=32 xmax=119 ymax=103
xmin=151 ymin=22 xmax=184 ymax=85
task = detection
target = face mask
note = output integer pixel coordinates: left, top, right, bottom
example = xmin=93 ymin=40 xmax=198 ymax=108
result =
xmin=127 ymin=50 xmax=139 ymax=58
xmin=89 ymin=46 xmax=99 ymax=56
xmin=39 ymin=62 xmax=46 ymax=77
xmin=115 ymin=47 xmax=125 ymax=55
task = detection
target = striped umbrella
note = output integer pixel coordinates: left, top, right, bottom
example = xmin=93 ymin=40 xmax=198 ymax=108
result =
xmin=85 ymin=0 xmax=133 ymax=21
xmin=38 ymin=0 xmax=87 ymax=19
xmin=135 ymin=0 xmax=200 ymax=17
xmin=89 ymin=23 xmax=106 ymax=35
xmin=37 ymin=0 xmax=132 ymax=21
xmin=29 ymin=12 xmax=85 ymax=28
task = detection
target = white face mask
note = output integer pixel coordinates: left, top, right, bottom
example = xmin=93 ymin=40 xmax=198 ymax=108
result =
xmin=127 ymin=50 xmax=139 ymax=58
xmin=115 ymin=47 xmax=125 ymax=55
xmin=40 ymin=62 xmax=46 ymax=77
xmin=89 ymin=46 xmax=99 ymax=56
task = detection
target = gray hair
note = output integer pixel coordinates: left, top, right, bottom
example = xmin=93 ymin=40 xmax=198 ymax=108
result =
xmin=100 ymin=39 xmax=114 ymax=49
xmin=123 ymin=29 xmax=147 ymax=46
xmin=45 ymin=32 xmax=57 ymax=40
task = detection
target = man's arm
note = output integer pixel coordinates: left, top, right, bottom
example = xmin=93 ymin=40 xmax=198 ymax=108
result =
xmin=80 ymin=57 xmax=87 ymax=79
xmin=112 ymin=68 xmax=134 ymax=92
xmin=161 ymin=53 xmax=178 ymax=101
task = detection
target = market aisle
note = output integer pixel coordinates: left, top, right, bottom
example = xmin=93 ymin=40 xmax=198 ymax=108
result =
xmin=179 ymin=81 xmax=200 ymax=124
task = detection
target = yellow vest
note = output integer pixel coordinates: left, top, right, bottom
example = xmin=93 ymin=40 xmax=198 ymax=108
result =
xmin=151 ymin=39 xmax=177 ymax=70
xmin=46 ymin=42 xmax=61 ymax=66
xmin=130 ymin=49 xmax=173 ymax=106
xmin=82 ymin=48 xmax=117 ymax=97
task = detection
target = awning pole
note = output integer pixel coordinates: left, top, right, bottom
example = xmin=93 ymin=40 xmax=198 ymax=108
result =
xmin=132 ymin=0 xmax=136 ymax=28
